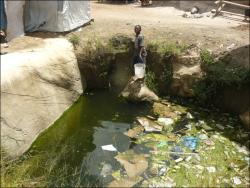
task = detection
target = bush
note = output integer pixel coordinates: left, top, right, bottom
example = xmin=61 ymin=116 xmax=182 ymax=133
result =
xmin=68 ymin=34 xmax=80 ymax=47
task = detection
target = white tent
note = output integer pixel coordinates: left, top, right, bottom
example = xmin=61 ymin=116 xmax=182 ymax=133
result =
xmin=24 ymin=1 xmax=91 ymax=32
xmin=5 ymin=0 xmax=25 ymax=41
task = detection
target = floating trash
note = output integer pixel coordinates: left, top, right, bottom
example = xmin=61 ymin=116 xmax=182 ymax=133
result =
xmin=185 ymin=124 xmax=192 ymax=130
xmin=157 ymin=117 xmax=174 ymax=126
xmin=112 ymin=170 xmax=121 ymax=180
xmin=170 ymin=146 xmax=183 ymax=160
xmin=203 ymin=139 xmax=215 ymax=146
xmin=101 ymin=144 xmax=117 ymax=152
xmin=185 ymin=155 xmax=192 ymax=162
xmin=182 ymin=136 xmax=198 ymax=150
xmin=232 ymin=176 xmax=241 ymax=185
xmin=175 ymin=158 xmax=183 ymax=163
xmin=156 ymin=141 xmax=168 ymax=148
xmin=215 ymin=124 xmax=225 ymax=130
xmin=158 ymin=166 xmax=167 ymax=176
xmin=198 ymin=134 xmax=208 ymax=140
xmin=206 ymin=166 xmax=216 ymax=173
xmin=186 ymin=112 xmax=194 ymax=119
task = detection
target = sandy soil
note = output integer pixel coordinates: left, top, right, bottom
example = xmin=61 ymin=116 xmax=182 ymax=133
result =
xmin=2 ymin=1 xmax=249 ymax=53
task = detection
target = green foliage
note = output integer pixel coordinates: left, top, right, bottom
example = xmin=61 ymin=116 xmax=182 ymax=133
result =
xmin=147 ymin=41 xmax=187 ymax=57
xmin=200 ymin=49 xmax=215 ymax=65
xmin=160 ymin=43 xmax=187 ymax=57
xmin=145 ymin=71 xmax=158 ymax=93
xmin=162 ymin=60 xmax=173 ymax=87
xmin=194 ymin=50 xmax=250 ymax=105
xmin=68 ymin=34 xmax=80 ymax=47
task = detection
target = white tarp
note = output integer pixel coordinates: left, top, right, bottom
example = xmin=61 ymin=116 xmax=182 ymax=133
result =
xmin=24 ymin=1 xmax=91 ymax=32
xmin=5 ymin=0 xmax=25 ymax=41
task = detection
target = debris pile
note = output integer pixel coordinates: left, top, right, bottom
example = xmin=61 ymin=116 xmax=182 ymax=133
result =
xmin=101 ymin=100 xmax=249 ymax=187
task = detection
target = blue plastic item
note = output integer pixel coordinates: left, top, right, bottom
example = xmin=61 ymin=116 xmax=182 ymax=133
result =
xmin=182 ymin=136 xmax=198 ymax=150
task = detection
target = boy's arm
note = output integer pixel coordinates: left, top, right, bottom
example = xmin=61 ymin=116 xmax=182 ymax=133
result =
xmin=138 ymin=36 xmax=144 ymax=57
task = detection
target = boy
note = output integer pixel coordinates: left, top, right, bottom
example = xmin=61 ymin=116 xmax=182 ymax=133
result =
xmin=133 ymin=25 xmax=147 ymax=65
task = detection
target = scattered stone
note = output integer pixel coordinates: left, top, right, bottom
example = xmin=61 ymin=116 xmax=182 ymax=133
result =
xmin=211 ymin=9 xmax=216 ymax=13
xmin=191 ymin=6 xmax=199 ymax=14
xmin=115 ymin=150 xmax=148 ymax=178
xmin=207 ymin=166 xmax=216 ymax=173
xmin=124 ymin=126 xmax=144 ymax=138
xmin=137 ymin=117 xmax=163 ymax=132
xmin=226 ymin=43 xmax=236 ymax=50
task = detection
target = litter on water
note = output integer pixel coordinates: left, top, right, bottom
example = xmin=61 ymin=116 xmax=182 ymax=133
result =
xmin=101 ymin=144 xmax=117 ymax=151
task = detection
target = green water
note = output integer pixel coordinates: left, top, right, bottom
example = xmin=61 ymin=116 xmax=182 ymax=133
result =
xmin=3 ymin=91 xmax=249 ymax=187
xmin=14 ymin=91 xmax=151 ymax=187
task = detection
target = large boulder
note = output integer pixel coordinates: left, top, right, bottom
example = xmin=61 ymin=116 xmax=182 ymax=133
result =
xmin=1 ymin=38 xmax=84 ymax=158
xmin=240 ymin=109 xmax=250 ymax=131
xmin=120 ymin=76 xmax=159 ymax=102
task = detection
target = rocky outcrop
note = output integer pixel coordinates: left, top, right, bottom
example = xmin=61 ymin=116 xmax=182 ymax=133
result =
xmin=1 ymin=38 xmax=84 ymax=158
xmin=120 ymin=76 xmax=159 ymax=102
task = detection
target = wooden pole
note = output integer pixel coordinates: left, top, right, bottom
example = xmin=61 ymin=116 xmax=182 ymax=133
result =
xmin=223 ymin=1 xmax=250 ymax=9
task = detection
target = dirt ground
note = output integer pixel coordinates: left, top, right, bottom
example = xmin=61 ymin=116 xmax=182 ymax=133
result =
xmin=3 ymin=1 xmax=249 ymax=54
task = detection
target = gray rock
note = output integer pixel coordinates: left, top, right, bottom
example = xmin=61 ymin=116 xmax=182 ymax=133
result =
xmin=120 ymin=76 xmax=159 ymax=102
xmin=191 ymin=6 xmax=199 ymax=14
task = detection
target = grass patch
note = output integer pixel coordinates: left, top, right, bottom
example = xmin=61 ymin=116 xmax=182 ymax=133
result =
xmin=68 ymin=34 xmax=80 ymax=48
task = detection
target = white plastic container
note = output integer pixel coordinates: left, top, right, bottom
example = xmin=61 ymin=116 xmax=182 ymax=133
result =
xmin=134 ymin=63 xmax=146 ymax=78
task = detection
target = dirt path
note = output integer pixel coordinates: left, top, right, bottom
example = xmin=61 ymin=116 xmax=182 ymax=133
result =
xmin=3 ymin=1 xmax=249 ymax=53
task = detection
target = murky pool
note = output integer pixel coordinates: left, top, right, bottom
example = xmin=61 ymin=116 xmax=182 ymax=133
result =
xmin=2 ymin=91 xmax=249 ymax=187
xmin=14 ymin=91 xmax=151 ymax=187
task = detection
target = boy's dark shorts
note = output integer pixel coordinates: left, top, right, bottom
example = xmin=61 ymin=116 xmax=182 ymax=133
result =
xmin=133 ymin=54 xmax=146 ymax=65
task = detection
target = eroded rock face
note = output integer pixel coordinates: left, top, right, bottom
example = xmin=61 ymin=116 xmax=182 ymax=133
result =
xmin=1 ymin=38 xmax=84 ymax=158
xmin=120 ymin=76 xmax=159 ymax=102
xmin=170 ymin=52 xmax=203 ymax=97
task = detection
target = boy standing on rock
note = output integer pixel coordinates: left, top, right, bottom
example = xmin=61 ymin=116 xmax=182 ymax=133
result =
xmin=133 ymin=25 xmax=147 ymax=65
